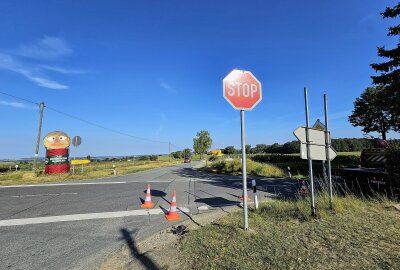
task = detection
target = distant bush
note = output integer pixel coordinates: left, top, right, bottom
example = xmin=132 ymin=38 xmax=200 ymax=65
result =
xmin=208 ymin=159 xmax=285 ymax=178
xmin=138 ymin=155 xmax=158 ymax=161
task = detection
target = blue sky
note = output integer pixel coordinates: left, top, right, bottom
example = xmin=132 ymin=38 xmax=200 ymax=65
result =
xmin=0 ymin=0 xmax=399 ymax=159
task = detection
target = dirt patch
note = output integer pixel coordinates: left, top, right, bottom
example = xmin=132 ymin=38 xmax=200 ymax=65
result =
xmin=100 ymin=207 xmax=238 ymax=270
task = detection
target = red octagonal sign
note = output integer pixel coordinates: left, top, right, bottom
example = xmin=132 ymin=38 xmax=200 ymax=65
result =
xmin=223 ymin=69 xmax=262 ymax=111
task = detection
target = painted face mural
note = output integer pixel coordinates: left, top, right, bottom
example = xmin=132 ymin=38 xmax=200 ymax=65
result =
xmin=43 ymin=131 xmax=71 ymax=174
xmin=43 ymin=131 xmax=71 ymax=150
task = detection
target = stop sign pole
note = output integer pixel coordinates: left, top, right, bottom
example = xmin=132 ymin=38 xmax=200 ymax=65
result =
xmin=223 ymin=69 xmax=262 ymax=231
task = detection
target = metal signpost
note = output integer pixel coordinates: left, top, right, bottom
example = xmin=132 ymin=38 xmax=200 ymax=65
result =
xmin=223 ymin=69 xmax=262 ymax=231
xmin=293 ymin=89 xmax=337 ymax=216
xmin=303 ymin=88 xmax=316 ymax=216
xmin=324 ymin=94 xmax=333 ymax=209
xmin=72 ymin=136 xmax=82 ymax=175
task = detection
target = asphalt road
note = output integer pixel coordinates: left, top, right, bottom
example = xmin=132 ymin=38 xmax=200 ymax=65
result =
xmin=0 ymin=162 xmax=297 ymax=270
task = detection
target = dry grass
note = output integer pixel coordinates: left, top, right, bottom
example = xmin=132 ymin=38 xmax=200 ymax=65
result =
xmin=179 ymin=194 xmax=400 ymax=270
xmin=0 ymin=160 xmax=177 ymax=186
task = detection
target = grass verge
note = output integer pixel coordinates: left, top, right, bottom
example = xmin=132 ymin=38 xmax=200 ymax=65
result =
xmin=179 ymin=195 xmax=400 ymax=270
xmin=0 ymin=160 xmax=177 ymax=186
xmin=202 ymin=159 xmax=285 ymax=178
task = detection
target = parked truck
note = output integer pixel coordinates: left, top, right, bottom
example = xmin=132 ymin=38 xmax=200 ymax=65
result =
xmin=333 ymin=140 xmax=393 ymax=193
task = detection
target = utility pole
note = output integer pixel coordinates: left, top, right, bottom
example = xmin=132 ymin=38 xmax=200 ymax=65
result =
xmin=33 ymin=102 xmax=45 ymax=174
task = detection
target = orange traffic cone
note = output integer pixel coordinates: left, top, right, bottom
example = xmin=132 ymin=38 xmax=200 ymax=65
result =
xmin=239 ymin=192 xmax=251 ymax=201
xmin=141 ymin=184 xmax=154 ymax=209
xmin=165 ymin=190 xmax=180 ymax=221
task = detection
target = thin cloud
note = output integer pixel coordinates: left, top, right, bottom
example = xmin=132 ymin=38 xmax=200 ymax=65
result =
xmin=0 ymin=53 xmax=68 ymax=90
xmin=16 ymin=36 xmax=72 ymax=60
xmin=41 ymin=65 xmax=90 ymax=75
xmin=0 ymin=100 xmax=32 ymax=109
xmin=160 ymin=82 xmax=178 ymax=94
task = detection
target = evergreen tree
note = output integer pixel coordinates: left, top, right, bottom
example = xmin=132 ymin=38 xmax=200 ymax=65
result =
xmin=370 ymin=3 xmax=400 ymax=129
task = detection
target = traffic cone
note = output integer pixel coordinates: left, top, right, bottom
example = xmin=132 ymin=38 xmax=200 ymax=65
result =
xmin=165 ymin=190 xmax=180 ymax=221
xmin=140 ymin=184 xmax=154 ymax=209
xmin=239 ymin=192 xmax=251 ymax=201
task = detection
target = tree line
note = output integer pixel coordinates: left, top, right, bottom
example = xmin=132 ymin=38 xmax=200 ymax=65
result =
xmin=222 ymin=138 xmax=378 ymax=155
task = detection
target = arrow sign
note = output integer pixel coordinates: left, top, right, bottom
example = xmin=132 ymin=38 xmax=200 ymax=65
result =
xmin=293 ymin=127 xmax=326 ymax=146
xmin=293 ymin=126 xmax=337 ymax=161
xmin=300 ymin=143 xmax=337 ymax=161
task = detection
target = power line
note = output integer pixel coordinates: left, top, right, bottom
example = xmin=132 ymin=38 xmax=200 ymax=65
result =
xmin=0 ymin=90 xmax=39 ymax=106
xmin=45 ymin=105 xmax=168 ymax=144
xmin=0 ymin=91 xmax=170 ymax=145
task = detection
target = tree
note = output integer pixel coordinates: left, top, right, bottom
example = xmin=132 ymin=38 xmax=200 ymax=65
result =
xmin=349 ymin=86 xmax=394 ymax=140
xmin=182 ymin=148 xmax=192 ymax=158
xmin=245 ymin=144 xmax=251 ymax=154
xmin=252 ymin=144 xmax=268 ymax=154
xmin=193 ymin=130 xmax=213 ymax=160
xmin=171 ymin=151 xmax=182 ymax=159
xmin=370 ymin=3 xmax=400 ymax=130
xmin=223 ymin=146 xmax=236 ymax=156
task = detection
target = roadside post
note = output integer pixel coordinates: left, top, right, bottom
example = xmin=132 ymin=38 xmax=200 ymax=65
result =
xmin=293 ymin=89 xmax=337 ymax=216
xmin=287 ymin=166 xmax=292 ymax=178
xmin=112 ymin=163 xmax=116 ymax=176
xmin=304 ymin=88 xmax=316 ymax=217
xmin=71 ymin=136 xmax=82 ymax=175
xmin=252 ymin=179 xmax=259 ymax=210
xmin=223 ymin=69 xmax=262 ymax=231
xmin=324 ymin=94 xmax=333 ymax=209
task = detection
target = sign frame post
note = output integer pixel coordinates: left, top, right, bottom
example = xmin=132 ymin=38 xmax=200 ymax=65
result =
xmin=324 ymin=94 xmax=333 ymax=209
xmin=304 ymin=88 xmax=317 ymax=217
xmin=240 ymin=110 xmax=249 ymax=230
xmin=223 ymin=69 xmax=262 ymax=231
xmin=72 ymin=136 xmax=82 ymax=175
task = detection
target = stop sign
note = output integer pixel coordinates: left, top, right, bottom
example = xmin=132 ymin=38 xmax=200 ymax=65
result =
xmin=223 ymin=69 xmax=262 ymax=110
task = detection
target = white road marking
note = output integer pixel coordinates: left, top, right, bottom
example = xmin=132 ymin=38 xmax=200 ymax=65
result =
xmin=198 ymin=206 xmax=209 ymax=210
xmin=178 ymin=207 xmax=190 ymax=213
xmin=0 ymin=182 xmax=127 ymax=188
xmin=10 ymin=193 xmax=78 ymax=198
xmin=0 ymin=208 xmax=191 ymax=227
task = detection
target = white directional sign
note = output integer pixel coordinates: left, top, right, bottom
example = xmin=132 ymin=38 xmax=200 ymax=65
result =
xmin=293 ymin=126 xmax=337 ymax=161
xmin=300 ymin=143 xmax=337 ymax=161
xmin=293 ymin=127 xmax=326 ymax=146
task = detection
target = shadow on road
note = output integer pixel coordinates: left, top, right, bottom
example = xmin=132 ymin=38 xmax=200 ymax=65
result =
xmin=194 ymin=197 xmax=238 ymax=207
xmin=173 ymin=167 xmax=298 ymax=199
xmin=119 ymin=228 xmax=159 ymax=270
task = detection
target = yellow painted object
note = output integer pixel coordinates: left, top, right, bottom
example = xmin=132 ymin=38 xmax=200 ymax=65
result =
xmin=71 ymin=159 xmax=91 ymax=165
xmin=211 ymin=149 xmax=223 ymax=157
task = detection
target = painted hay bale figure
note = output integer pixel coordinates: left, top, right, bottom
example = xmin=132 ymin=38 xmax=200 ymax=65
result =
xmin=43 ymin=131 xmax=71 ymax=174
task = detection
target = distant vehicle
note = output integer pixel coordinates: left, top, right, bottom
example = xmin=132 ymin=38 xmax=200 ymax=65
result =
xmin=333 ymin=140 xmax=399 ymax=194
xmin=184 ymin=157 xmax=191 ymax=163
